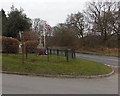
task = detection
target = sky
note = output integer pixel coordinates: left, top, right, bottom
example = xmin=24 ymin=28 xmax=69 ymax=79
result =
xmin=0 ymin=0 xmax=92 ymax=26
xmin=0 ymin=0 xmax=117 ymax=27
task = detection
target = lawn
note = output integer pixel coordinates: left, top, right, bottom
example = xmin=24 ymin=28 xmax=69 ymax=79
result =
xmin=2 ymin=54 xmax=112 ymax=76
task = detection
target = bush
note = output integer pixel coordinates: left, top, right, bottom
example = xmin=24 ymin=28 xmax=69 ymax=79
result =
xmin=1 ymin=36 xmax=19 ymax=53
xmin=25 ymin=40 xmax=39 ymax=53
xmin=104 ymin=36 xmax=118 ymax=48
xmin=82 ymin=35 xmax=102 ymax=48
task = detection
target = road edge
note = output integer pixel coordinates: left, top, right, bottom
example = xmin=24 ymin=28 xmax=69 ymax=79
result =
xmin=1 ymin=64 xmax=115 ymax=79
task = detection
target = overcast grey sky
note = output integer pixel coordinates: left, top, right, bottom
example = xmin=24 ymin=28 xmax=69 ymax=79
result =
xmin=0 ymin=0 xmax=117 ymax=26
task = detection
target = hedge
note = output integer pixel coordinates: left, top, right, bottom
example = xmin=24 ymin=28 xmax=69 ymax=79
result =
xmin=25 ymin=40 xmax=39 ymax=53
xmin=1 ymin=36 xmax=19 ymax=53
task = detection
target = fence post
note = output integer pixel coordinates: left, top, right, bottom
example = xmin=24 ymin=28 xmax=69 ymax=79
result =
xmin=65 ymin=50 xmax=66 ymax=56
xmin=66 ymin=49 xmax=68 ymax=62
xmin=57 ymin=49 xmax=59 ymax=56
xmin=73 ymin=49 xmax=76 ymax=58
xmin=50 ymin=49 xmax=52 ymax=54
xmin=71 ymin=49 xmax=74 ymax=58
xmin=47 ymin=48 xmax=49 ymax=62
xmin=26 ymin=46 xmax=28 ymax=59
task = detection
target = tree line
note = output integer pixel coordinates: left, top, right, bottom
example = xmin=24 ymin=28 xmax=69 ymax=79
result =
xmin=1 ymin=1 xmax=120 ymax=50
xmin=47 ymin=1 xmax=120 ymax=49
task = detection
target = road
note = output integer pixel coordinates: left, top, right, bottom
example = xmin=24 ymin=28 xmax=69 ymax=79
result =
xmin=76 ymin=53 xmax=119 ymax=66
xmin=49 ymin=50 xmax=119 ymax=66
xmin=2 ymin=73 xmax=118 ymax=94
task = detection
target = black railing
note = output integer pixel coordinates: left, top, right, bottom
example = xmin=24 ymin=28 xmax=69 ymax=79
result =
xmin=25 ymin=47 xmax=76 ymax=62
xmin=48 ymin=48 xmax=76 ymax=62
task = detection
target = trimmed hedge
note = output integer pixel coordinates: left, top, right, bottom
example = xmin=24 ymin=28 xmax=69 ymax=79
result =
xmin=1 ymin=36 xmax=19 ymax=53
xmin=25 ymin=40 xmax=39 ymax=53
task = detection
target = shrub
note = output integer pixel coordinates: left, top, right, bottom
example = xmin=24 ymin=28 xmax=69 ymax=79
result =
xmin=83 ymin=35 xmax=102 ymax=48
xmin=1 ymin=36 xmax=19 ymax=53
xmin=25 ymin=40 xmax=39 ymax=53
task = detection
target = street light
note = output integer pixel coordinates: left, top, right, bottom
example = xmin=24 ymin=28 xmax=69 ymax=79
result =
xmin=19 ymin=31 xmax=24 ymax=64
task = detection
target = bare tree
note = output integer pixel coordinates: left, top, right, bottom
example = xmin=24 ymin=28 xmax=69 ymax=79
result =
xmin=66 ymin=12 xmax=85 ymax=38
xmin=32 ymin=18 xmax=46 ymax=44
xmin=84 ymin=1 xmax=119 ymax=41
xmin=32 ymin=18 xmax=46 ymax=35
xmin=51 ymin=23 xmax=77 ymax=47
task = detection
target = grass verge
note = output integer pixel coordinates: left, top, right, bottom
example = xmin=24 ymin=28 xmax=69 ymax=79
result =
xmin=2 ymin=54 xmax=112 ymax=76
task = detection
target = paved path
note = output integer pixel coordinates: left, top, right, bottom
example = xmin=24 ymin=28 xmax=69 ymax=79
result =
xmin=2 ymin=73 xmax=118 ymax=94
xmin=76 ymin=53 xmax=119 ymax=66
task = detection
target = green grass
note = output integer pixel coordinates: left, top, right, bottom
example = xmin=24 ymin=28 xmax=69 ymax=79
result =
xmin=2 ymin=54 xmax=112 ymax=76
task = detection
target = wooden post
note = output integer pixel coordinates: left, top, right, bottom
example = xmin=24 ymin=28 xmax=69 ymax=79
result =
xmin=22 ymin=32 xmax=24 ymax=64
xmin=66 ymin=49 xmax=68 ymax=62
xmin=73 ymin=49 xmax=76 ymax=59
xmin=47 ymin=48 xmax=49 ymax=62
xmin=57 ymin=49 xmax=59 ymax=56
xmin=22 ymin=42 xmax=24 ymax=64
xmin=26 ymin=46 xmax=28 ymax=59
xmin=71 ymin=49 xmax=74 ymax=58
xmin=49 ymin=49 xmax=51 ymax=54
xmin=19 ymin=31 xmax=24 ymax=64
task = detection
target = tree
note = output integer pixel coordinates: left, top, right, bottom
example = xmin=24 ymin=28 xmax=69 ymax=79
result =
xmin=1 ymin=9 xmax=8 ymax=36
xmin=6 ymin=5 xmax=31 ymax=38
xmin=112 ymin=1 xmax=120 ymax=36
xmin=66 ymin=12 xmax=85 ymax=38
xmin=32 ymin=18 xmax=46 ymax=36
xmin=84 ymin=1 xmax=119 ymax=41
xmin=51 ymin=23 xmax=77 ymax=48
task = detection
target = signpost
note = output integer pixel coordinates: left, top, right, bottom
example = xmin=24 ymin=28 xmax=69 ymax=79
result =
xmin=19 ymin=31 xmax=24 ymax=64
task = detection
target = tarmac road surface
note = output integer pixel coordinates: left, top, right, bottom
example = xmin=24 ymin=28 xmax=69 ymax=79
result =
xmin=2 ymin=73 xmax=118 ymax=94
xmin=76 ymin=53 xmax=119 ymax=66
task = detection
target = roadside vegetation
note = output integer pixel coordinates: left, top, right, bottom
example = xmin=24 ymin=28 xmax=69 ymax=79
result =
xmin=2 ymin=54 xmax=112 ymax=76
xmin=1 ymin=2 xmax=119 ymax=57
xmin=48 ymin=46 xmax=118 ymax=57
xmin=76 ymin=48 xmax=118 ymax=57
xmin=0 ymin=1 xmax=118 ymax=76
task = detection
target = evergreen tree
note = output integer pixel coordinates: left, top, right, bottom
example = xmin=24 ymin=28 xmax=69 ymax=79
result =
xmin=6 ymin=6 xmax=31 ymax=38
xmin=1 ymin=9 xmax=8 ymax=36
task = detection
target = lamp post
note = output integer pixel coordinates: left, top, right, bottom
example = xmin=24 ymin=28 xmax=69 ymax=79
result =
xmin=19 ymin=31 xmax=24 ymax=64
